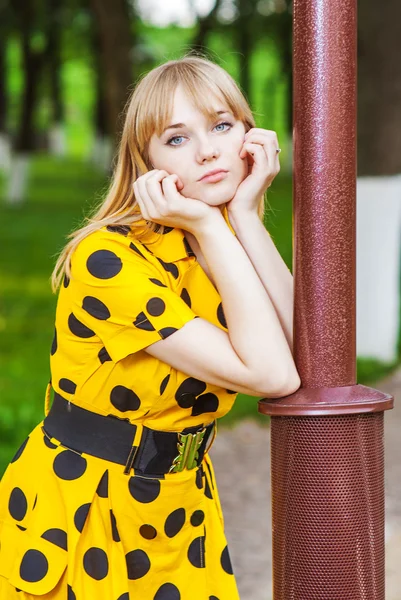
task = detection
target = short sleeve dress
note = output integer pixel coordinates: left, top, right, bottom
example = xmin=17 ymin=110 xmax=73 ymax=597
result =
xmin=0 ymin=206 xmax=241 ymax=600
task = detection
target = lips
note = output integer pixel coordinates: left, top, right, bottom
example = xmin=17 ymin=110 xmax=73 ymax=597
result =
xmin=199 ymin=169 xmax=228 ymax=181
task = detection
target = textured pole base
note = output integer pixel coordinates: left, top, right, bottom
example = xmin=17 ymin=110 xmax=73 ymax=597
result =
xmin=258 ymin=385 xmax=393 ymax=600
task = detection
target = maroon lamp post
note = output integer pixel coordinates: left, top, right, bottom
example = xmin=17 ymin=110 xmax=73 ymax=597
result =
xmin=258 ymin=0 xmax=394 ymax=598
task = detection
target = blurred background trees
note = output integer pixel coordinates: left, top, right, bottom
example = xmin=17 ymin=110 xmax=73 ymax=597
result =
xmin=1 ymin=0 xmax=400 ymax=472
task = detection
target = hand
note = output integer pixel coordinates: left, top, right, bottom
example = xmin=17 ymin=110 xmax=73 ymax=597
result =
xmin=133 ymin=169 xmax=221 ymax=235
xmin=226 ymin=128 xmax=281 ymax=215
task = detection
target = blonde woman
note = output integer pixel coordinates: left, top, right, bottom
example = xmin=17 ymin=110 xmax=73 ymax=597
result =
xmin=0 ymin=54 xmax=300 ymax=599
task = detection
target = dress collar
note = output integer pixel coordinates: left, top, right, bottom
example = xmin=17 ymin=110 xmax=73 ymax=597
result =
xmin=128 ymin=204 xmax=236 ymax=263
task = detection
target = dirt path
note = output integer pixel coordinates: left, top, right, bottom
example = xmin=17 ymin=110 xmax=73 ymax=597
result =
xmin=211 ymin=369 xmax=401 ymax=600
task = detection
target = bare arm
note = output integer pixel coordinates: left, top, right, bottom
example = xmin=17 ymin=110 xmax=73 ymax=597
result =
xmin=227 ymin=209 xmax=295 ymax=353
xmin=193 ymin=211 xmax=300 ymax=392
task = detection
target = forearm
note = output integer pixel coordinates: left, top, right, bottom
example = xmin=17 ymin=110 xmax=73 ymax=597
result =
xmin=193 ymin=212 xmax=298 ymax=389
xmin=227 ymin=210 xmax=295 ymax=354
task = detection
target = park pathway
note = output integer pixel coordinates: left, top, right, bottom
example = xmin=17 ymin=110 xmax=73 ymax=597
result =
xmin=211 ymin=368 xmax=401 ymax=600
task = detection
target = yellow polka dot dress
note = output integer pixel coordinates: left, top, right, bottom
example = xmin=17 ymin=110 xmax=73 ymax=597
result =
xmin=0 ymin=206 xmax=241 ymax=599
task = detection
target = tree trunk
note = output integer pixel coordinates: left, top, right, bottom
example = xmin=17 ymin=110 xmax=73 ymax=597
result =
xmin=357 ymin=0 xmax=401 ymax=175
xmin=356 ymin=0 xmax=401 ymax=362
xmin=235 ymin=0 xmax=254 ymax=103
xmin=89 ymin=0 xmax=134 ymax=150
xmin=188 ymin=0 xmax=224 ymax=53
xmin=12 ymin=0 xmax=43 ymax=152
xmin=45 ymin=0 xmax=66 ymax=156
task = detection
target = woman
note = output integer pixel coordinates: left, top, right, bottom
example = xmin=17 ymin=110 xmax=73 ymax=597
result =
xmin=0 ymin=54 xmax=300 ymax=599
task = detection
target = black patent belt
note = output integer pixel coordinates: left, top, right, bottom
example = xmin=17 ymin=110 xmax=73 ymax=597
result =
xmin=42 ymin=392 xmax=216 ymax=476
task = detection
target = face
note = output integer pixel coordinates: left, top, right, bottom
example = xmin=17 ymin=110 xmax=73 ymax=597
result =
xmin=147 ymin=84 xmax=249 ymax=209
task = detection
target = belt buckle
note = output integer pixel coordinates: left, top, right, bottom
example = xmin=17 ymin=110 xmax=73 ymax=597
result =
xmin=169 ymin=426 xmax=207 ymax=473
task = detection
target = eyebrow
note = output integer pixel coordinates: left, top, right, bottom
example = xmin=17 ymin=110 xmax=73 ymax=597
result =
xmin=161 ymin=110 xmax=231 ymax=136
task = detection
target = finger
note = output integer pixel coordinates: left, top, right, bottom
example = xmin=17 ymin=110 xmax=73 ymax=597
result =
xmin=147 ymin=173 xmax=179 ymax=213
xmin=243 ymin=139 xmax=279 ymax=172
xmin=138 ymin=170 xmax=170 ymax=216
xmin=244 ymin=129 xmax=278 ymax=143
xmin=160 ymin=175 xmax=183 ymax=208
xmin=243 ymin=132 xmax=280 ymax=152
xmin=241 ymin=142 xmax=268 ymax=166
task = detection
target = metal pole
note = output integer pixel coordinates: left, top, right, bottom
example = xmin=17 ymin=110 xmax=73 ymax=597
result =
xmin=258 ymin=0 xmax=394 ymax=598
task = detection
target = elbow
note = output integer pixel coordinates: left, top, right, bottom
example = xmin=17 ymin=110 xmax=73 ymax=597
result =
xmin=258 ymin=370 xmax=301 ymax=399
xmin=273 ymin=376 xmax=301 ymax=398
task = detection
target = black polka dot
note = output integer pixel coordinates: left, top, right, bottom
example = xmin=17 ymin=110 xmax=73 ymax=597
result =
xmin=74 ymin=503 xmax=91 ymax=532
xmin=87 ymin=249 xmax=123 ymax=279
xmin=128 ymin=477 xmax=160 ymax=503
xmin=125 ymin=549 xmax=151 ymax=579
xmin=160 ymin=374 xmax=170 ymax=395
xmin=164 ymin=508 xmax=186 ymax=538
xmin=63 ymin=274 xmax=70 ymax=288
xmin=43 ymin=434 xmax=58 ymax=449
xmin=96 ymin=470 xmax=109 ymax=497
xmin=154 ymin=583 xmax=181 ymax=600
xmin=183 ymin=236 xmax=195 ymax=257
xmin=187 ymin=536 xmax=205 ymax=568
xmin=209 ymin=597 xmax=220 ymax=600
xmin=107 ymin=225 xmax=130 ymax=236
xmin=51 ymin=328 xmax=57 ymax=355
xmin=140 ymin=524 xmax=157 ymax=539
xmin=10 ymin=437 xmax=29 ymax=463
xmin=220 ymin=545 xmax=234 ymax=574
xmin=82 ymin=296 xmax=111 ymax=320
xmin=98 ymin=347 xmax=112 ymax=363
xmin=53 ymin=450 xmax=87 ymax=481
xmin=160 ymin=226 xmax=174 ymax=235
xmin=41 ymin=528 xmax=68 ymax=550
xmin=191 ymin=393 xmax=219 ymax=416
xmin=204 ymin=475 xmax=213 ymax=500
xmin=59 ymin=378 xmax=77 ymax=394
xmin=8 ymin=487 xmax=28 ymax=521
xmin=129 ymin=242 xmax=146 ymax=259
xmin=83 ymin=547 xmax=109 ymax=580
xmin=20 ymin=549 xmax=48 ymax=582
xmin=226 ymin=389 xmax=237 ymax=394
xmin=110 ymin=386 xmax=141 ymax=412
xmin=146 ymin=297 xmax=165 ymax=317
xmin=68 ymin=313 xmax=95 ymax=338
xmin=190 ymin=510 xmax=205 ymax=527
xmin=110 ymin=509 xmax=120 ymax=542
xmin=175 ymin=378 xmax=207 ymax=409
xmin=149 ymin=278 xmax=167 ymax=288
xmin=158 ymin=326 xmax=179 ymax=339
xmin=16 ymin=524 xmax=26 ymax=531
xmin=33 ymin=494 xmax=37 ymax=509
xmin=133 ymin=311 xmax=156 ymax=331
xmin=67 ymin=584 xmax=76 ymax=599
xmin=180 ymin=288 xmax=192 ymax=308
xmin=156 ymin=257 xmax=179 ymax=279
xmin=195 ymin=468 xmax=203 ymax=489
xmin=117 ymin=594 xmax=129 ymax=600
xmin=217 ymin=302 xmax=227 ymax=328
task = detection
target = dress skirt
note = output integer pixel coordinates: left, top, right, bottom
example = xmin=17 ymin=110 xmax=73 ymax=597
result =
xmin=0 ymin=419 xmax=240 ymax=599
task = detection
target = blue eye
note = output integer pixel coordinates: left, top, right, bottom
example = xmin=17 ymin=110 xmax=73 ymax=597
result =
xmin=166 ymin=121 xmax=233 ymax=147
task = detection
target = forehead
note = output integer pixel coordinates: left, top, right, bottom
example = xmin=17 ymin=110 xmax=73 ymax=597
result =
xmin=169 ymin=84 xmax=229 ymax=118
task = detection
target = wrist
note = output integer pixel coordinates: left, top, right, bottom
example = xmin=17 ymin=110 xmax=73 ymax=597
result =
xmin=226 ymin=208 xmax=262 ymax=230
xmin=189 ymin=209 xmax=226 ymax=238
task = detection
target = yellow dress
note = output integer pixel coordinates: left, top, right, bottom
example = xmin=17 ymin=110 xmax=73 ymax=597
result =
xmin=0 ymin=206 xmax=240 ymax=599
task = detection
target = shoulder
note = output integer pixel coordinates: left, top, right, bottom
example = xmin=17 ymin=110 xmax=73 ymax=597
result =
xmin=71 ymin=226 xmax=156 ymax=283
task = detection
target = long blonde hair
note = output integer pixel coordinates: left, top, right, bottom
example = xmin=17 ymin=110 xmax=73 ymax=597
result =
xmin=50 ymin=52 xmax=266 ymax=293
